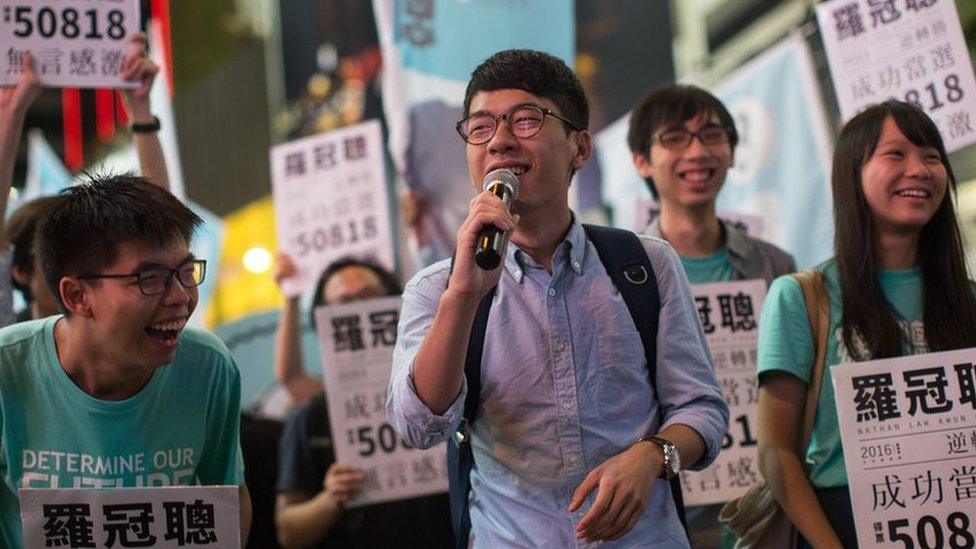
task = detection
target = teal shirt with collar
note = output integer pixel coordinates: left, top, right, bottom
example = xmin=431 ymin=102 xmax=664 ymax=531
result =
xmin=644 ymin=217 xmax=796 ymax=285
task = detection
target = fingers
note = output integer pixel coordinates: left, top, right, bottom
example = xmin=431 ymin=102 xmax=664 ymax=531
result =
xmin=273 ymin=253 xmax=297 ymax=284
xmin=456 ymin=191 xmax=516 ymax=248
xmin=575 ymin=481 xmax=614 ymax=541
xmin=568 ymin=468 xmax=599 ymax=512
xmin=324 ymin=463 xmax=364 ymax=503
xmin=604 ymin=501 xmax=642 ymax=541
xmin=585 ymin=488 xmax=630 ymax=541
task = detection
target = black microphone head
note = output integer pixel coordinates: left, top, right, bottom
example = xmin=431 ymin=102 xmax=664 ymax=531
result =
xmin=482 ymin=168 xmax=520 ymax=198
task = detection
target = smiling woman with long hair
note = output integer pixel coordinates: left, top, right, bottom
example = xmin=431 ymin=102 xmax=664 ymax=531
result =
xmin=755 ymin=100 xmax=976 ymax=548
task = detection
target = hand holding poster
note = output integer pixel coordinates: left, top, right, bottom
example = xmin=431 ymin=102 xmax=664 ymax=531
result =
xmin=0 ymin=0 xmax=140 ymax=88
xmin=20 ymin=486 xmax=240 ymax=548
xmin=315 ymin=296 xmax=447 ymax=507
xmin=832 ymin=348 xmax=976 ymax=548
xmin=682 ymin=280 xmax=766 ymax=506
xmin=816 ymin=0 xmax=976 ymax=152
xmin=271 ymin=120 xmax=394 ymax=297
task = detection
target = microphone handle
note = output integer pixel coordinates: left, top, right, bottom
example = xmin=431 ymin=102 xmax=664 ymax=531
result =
xmin=474 ymin=183 xmax=513 ymax=270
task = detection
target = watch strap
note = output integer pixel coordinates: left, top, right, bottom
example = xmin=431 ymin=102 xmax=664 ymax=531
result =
xmin=130 ymin=116 xmax=161 ymax=133
xmin=636 ymin=435 xmax=678 ymax=479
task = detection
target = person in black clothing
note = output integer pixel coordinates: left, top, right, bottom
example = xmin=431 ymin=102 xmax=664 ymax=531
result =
xmin=274 ymin=257 xmax=453 ymax=548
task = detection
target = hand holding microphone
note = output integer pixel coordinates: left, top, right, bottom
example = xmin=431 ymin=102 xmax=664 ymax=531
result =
xmin=475 ymin=168 xmax=520 ymax=270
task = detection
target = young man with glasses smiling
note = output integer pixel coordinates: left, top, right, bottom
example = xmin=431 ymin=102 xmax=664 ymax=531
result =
xmin=0 ymin=174 xmax=249 ymax=547
xmin=628 ymin=86 xmax=795 ymax=547
xmin=628 ymin=84 xmax=795 ymax=284
xmin=389 ymin=50 xmax=727 ymax=547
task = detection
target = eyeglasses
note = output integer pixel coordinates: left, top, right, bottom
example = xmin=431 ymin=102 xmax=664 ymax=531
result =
xmin=456 ymin=103 xmax=580 ymax=145
xmin=79 ymin=259 xmax=207 ymax=296
xmin=654 ymin=125 xmax=732 ymax=149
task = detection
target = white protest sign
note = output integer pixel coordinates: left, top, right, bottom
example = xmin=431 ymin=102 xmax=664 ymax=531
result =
xmin=816 ymin=0 xmax=976 ymax=152
xmin=0 ymin=0 xmax=140 ymax=88
xmin=20 ymin=485 xmax=239 ymax=548
xmin=272 ymin=120 xmax=394 ymax=297
xmin=633 ymin=197 xmax=764 ymax=238
xmin=315 ymin=296 xmax=448 ymax=507
xmin=681 ymin=280 xmax=766 ymax=506
xmin=832 ymin=348 xmax=976 ymax=548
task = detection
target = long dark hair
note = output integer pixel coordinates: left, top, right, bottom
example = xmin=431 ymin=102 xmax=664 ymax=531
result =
xmin=833 ymin=100 xmax=976 ymax=360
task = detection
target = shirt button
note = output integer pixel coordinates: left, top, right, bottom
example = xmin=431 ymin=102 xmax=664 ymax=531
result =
xmin=548 ymin=288 xmax=556 ymax=296
xmin=557 ymin=341 xmax=567 ymax=352
xmin=569 ymin=454 xmax=580 ymax=465
xmin=572 ymin=261 xmax=581 ymax=270
xmin=562 ymin=400 xmax=574 ymax=410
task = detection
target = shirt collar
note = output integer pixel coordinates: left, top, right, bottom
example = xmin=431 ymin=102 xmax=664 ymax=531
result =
xmin=645 ymin=216 xmax=747 ymax=259
xmin=504 ymin=215 xmax=587 ymax=283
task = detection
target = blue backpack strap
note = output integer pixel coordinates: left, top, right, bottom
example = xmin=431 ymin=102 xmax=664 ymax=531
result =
xmin=448 ymin=283 xmax=494 ymax=549
xmin=582 ymin=223 xmax=688 ymax=538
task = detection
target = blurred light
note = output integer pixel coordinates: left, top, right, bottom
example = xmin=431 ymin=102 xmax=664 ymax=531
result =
xmin=242 ymin=246 xmax=273 ymax=274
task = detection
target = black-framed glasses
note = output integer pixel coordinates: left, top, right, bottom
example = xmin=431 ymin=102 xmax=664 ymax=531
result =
xmin=79 ymin=259 xmax=207 ymax=296
xmin=456 ymin=103 xmax=580 ymax=145
xmin=654 ymin=125 xmax=732 ymax=149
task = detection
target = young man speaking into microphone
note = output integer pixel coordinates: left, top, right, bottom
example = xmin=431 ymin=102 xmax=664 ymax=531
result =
xmin=388 ymin=50 xmax=727 ymax=547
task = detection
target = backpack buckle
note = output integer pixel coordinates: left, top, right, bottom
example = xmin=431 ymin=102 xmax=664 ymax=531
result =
xmin=454 ymin=419 xmax=470 ymax=444
xmin=623 ymin=264 xmax=648 ymax=285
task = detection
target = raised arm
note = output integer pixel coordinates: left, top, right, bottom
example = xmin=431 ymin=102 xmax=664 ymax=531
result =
xmin=120 ymin=33 xmax=168 ymax=191
xmin=409 ymin=190 xmax=517 ymax=414
xmin=273 ymin=253 xmax=324 ymax=406
xmin=0 ymin=54 xmax=40 ymax=249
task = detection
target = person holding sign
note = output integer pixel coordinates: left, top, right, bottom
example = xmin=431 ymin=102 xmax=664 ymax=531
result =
xmin=274 ymin=256 xmax=453 ymax=548
xmin=627 ymin=84 xmax=796 ymax=547
xmin=0 ymin=175 xmax=250 ymax=547
xmin=388 ymin=49 xmax=728 ymax=546
xmin=0 ymin=33 xmax=170 ymax=325
xmin=756 ymin=100 xmax=976 ymax=548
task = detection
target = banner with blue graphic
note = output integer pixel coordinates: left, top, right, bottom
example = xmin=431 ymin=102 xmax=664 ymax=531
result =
xmin=374 ymin=0 xmax=573 ymax=270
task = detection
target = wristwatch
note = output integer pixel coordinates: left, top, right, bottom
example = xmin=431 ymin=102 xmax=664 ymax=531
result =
xmin=636 ymin=435 xmax=681 ymax=480
xmin=130 ymin=116 xmax=161 ymax=133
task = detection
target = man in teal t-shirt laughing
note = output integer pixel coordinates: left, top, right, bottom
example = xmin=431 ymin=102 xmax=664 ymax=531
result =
xmin=0 ymin=174 xmax=250 ymax=548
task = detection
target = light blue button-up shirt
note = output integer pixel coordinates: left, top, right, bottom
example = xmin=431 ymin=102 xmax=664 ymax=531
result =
xmin=388 ymin=219 xmax=728 ymax=548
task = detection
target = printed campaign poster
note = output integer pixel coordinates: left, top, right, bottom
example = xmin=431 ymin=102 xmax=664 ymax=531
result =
xmin=271 ymin=119 xmax=394 ymax=297
xmin=832 ymin=348 xmax=976 ymax=548
xmin=682 ymin=280 xmax=766 ymax=506
xmin=20 ymin=486 xmax=239 ymax=548
xmin=816 ymin=0 xmax=976 ymax=152
xmin=0 ymin=0 xmax=140 ymax=88
xmin=315 ymin=296 xmax=447 ymax=507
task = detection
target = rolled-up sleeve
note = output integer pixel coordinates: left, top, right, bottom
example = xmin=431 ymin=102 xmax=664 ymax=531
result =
xmin=642 ymin=237 xmax=730 ymax=469
xmin=387 ymin=261 xmax=467 ymax=449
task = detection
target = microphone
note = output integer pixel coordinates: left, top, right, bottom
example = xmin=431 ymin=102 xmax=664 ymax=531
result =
xmin=475 ymin=168 xmax=520 ymax=270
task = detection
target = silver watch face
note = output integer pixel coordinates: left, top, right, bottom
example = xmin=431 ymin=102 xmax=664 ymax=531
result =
xmin=667 ymin=442 xmax=681 ymax=475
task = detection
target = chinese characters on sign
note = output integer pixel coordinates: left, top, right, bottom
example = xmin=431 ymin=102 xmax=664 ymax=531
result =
xmin=271 ymin=120 xmax=394 ymax=297
xmin=0 ymin=0 xmax=140 ymax=88
xmin=19 ymin=486 xmax=239 ymax=548
xmin=815 ymin=0 xmax=976 ymax=151
xmin=832 ymin=348 xmax=976 ymax=548
xmin=315 ymin=296 xmax=448 ymax=507
xmin=681 ymin=280 xmax=766 ymax=506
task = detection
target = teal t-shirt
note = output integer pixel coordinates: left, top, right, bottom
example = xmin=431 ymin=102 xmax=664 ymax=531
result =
xmin=0 ymin=317 xmax=245 ymax=548
xmin=756 ymin=259 xmax=925 ymax=488
xmin=679 ymin=250 xmax=734 ymax=284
